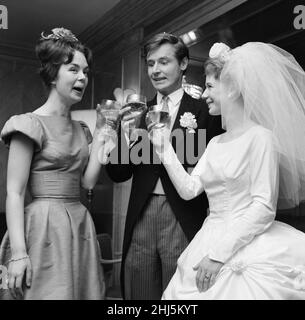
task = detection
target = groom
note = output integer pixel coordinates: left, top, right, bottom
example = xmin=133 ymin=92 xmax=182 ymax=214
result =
xmin=106 ymin=32 xmax=223 ymax=299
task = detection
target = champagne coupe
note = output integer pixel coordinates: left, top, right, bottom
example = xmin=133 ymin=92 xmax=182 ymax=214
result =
xmin=97 ymin=99 xmax=121 ymax=138
xmin=121 ymin=94 xmax=147 ymax=133
xmin=145 ymin=104 xmax=171 ymax=130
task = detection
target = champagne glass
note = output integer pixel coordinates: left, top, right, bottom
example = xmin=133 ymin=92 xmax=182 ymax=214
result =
xmin=145 ymin=104 xmax=171 ymax=131
xmin=96 ymin=99 xmax=121 ymax=138
xmin=121 ymin=94 xmax=147 ymax=136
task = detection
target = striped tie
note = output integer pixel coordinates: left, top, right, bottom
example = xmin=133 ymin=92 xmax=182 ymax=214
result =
xmin=161 ymin=95 xmax=170 ymax=113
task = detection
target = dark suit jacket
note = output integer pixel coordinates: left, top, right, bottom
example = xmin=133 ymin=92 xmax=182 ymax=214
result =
xmin=106 ymin=92 xmax=223 ymax=295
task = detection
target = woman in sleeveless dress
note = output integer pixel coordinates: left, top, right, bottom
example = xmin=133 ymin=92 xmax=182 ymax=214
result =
xmin=0 ymin=28 xmax=111 ymax=299
xmin=149 ymin=42 xmax=305 ymax=299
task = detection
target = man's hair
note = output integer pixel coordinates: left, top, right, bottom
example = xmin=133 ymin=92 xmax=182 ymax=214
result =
xmin=143 ymin=32 xmax=189 ymax=63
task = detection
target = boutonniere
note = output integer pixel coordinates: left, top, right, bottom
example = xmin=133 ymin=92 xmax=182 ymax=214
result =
xmin=179 ymin=112 xmax=197 ymax=133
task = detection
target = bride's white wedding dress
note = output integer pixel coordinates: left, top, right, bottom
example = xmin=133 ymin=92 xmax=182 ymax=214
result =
xmin=161 ymin=125 xmax=305 ymax=299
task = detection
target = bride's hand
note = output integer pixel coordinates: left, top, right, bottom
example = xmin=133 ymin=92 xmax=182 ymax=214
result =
xmin=148 ymin=126 xmax=171 ymax=153
xmin=193 ymin=256 xmax=223 ymax=292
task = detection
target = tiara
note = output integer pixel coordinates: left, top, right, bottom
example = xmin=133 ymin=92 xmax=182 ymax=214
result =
xmin=40 ymin=27 xmax=79 ymax=43
xmin=209 ymin=42 xmax=231 ymax=63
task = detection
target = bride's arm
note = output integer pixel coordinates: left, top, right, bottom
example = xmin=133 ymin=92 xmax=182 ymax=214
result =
xmin=152 ymin=129 xmax=207 ymax=200
xmin=208 ymin=130 xmax=278 ymax=263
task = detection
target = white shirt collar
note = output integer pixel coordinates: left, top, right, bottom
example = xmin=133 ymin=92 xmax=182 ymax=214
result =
xmin=156 ymin=88 xmax=184 ymax=108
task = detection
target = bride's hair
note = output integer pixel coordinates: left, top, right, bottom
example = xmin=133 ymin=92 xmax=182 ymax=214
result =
xmin=35 ymin=28 xmax=92 ymax=89
xmin=204 ymin=43 xmax=232 ymax=80
xmin=204 ymin=58 xmax=225 ymax=79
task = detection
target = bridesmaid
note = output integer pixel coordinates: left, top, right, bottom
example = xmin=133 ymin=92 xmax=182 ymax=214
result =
xmin=0 ymin=28 xmax=110 ymax=299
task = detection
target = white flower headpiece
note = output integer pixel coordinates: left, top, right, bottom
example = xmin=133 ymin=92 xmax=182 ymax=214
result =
xmin=40 ymin=28 xmax=79 ymax=43
xmin=209 ymin=42 xmax=232 ymax=63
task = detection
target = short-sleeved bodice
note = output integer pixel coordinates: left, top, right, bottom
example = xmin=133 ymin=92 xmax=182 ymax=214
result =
xmin=1 ymin=113 xmax=92 ymax=199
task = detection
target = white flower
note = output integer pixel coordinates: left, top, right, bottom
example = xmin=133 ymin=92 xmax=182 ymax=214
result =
xmin=179 ymin=112 xmax=197 ymax=133
xmin=229 ymin=261 xmax=247 ymax=275
xmin=209 ymin=42 xmax=231 ymax=62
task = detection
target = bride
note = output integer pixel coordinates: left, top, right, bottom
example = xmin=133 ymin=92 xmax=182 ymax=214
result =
xmin=149 ymin=42 xmax=305 ymax=299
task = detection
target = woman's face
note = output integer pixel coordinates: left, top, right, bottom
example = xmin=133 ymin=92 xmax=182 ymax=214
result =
xmin=53 ymin=50 xmax=89 ymax=105
xmin=202 ymin=74 xmax=221 ymax=116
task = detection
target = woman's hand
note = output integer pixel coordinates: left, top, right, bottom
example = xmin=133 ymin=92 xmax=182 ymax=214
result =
xmin=7 ymin=256 xmax=32 ymax=299
xmin=95 ymin=104 xmax=107 ymax=130
xmin=148 ymin=126 xmax=171 ymax=153
xmin=193 ymin=256 xmax=223 ymax=293
xmin=97 ymin=135 xmax=117 ymax=164
xmin=95 ymin=103 xmax=119 ymax=152
xmin=96 ymin=104 xmax=120 ymax=132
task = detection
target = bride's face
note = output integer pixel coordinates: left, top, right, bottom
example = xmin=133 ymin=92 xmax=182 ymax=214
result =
xmin=202 ymin=74 xmax=221 ymax=116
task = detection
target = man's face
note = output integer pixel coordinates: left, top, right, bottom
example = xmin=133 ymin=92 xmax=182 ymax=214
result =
xmin=146 ymin=43 xmax=188 ymax=96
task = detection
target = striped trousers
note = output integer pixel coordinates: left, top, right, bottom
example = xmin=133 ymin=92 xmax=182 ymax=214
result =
xmin=124 ymin=194 xmax=189 ymax=300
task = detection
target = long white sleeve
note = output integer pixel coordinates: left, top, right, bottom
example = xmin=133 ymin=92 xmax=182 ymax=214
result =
xmin=157 ymin=144 xmax=206 ymax=200
xmin=208 ymin=130 xmax=278 ymax=263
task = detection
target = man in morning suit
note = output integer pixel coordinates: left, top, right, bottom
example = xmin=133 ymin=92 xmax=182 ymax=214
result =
xmin=106 ymin=32 xmax=223 ymax=299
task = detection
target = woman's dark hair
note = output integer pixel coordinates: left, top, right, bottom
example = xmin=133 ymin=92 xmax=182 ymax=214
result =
xmin=35 ymin=28 xmax=92 ymax=89
xmin=143 ymin=32 xmax=189 ymax=63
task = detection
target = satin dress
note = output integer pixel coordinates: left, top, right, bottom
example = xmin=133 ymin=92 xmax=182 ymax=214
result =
xmin=0 ymin=113 xmax=105 ymax=300
xmin=161 ymin=126 xmax=305 ymax=299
